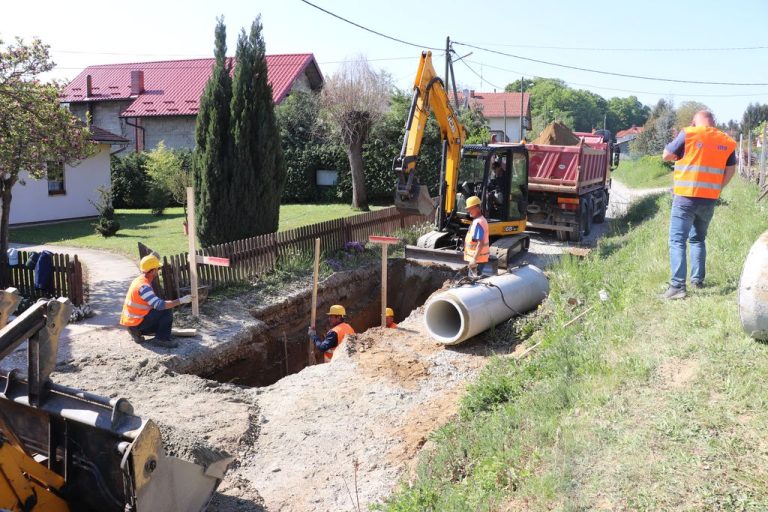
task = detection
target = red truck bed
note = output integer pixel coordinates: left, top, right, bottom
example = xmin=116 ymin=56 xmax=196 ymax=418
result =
xmin=526 ymin=141 xmax=610 ymax=195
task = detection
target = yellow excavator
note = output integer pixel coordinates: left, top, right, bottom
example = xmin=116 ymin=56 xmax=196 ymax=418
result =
xmin=394 ymin=51 xmax=530 ymax=268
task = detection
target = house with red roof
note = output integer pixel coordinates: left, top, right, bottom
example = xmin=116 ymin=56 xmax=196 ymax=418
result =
xmin=458 ymin=90 xmax=531 ymax=142
xmin=60 ymin=54 xmax=323 ymax=153
xmin=10 ymin=128 xmax=129 ymax=225
xmin=616 ymin=125 xmax=645 ymax=159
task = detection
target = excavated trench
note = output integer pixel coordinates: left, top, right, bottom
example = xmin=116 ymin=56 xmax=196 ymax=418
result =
xmin=173 ymin=260 xmax=453 ymax=387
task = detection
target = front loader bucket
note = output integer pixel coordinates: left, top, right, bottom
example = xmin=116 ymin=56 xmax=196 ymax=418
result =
xmin=394 ymin=182 xmax=437 ymax=217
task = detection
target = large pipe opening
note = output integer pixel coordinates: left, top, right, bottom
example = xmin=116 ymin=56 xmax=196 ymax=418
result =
xmin=424 ymin=299 xmax=464 ymax=344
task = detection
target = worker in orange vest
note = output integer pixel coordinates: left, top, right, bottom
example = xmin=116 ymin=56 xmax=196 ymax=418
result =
xmin=464 ymin=195 xmax=491 ymax=277
xmin=661 ymin=110 xmax=736 ymax=300
xmin=386 ymin=307 xmax=397 ymax=329
xmin=308 ymin=304 xmax=355 ymax=363
xmin=120 ymin=254 xmax=192 ymax=348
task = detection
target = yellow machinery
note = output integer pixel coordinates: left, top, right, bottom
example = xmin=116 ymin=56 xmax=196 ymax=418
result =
xmin=0 ymin=289 xmax=231 ymax=511
xmin=394 ymin=52 xmax=529 ymax=268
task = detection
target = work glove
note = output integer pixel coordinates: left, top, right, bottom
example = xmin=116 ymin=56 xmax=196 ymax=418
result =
xmin=179 ymin=295 xmax=193 ymax=304
xmin=308 ymin=327 xmax=316 ymax=338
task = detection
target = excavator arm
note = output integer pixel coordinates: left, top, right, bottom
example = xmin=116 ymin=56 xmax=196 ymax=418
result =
xmin=394 ymin=51 xmax=466 ymax=218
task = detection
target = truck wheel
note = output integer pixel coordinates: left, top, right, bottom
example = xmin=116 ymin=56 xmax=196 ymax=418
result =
xmin=583 ymin=201 xmax=593 ymax=236
xmin=594 ymin=191 xmax=608 ymax=224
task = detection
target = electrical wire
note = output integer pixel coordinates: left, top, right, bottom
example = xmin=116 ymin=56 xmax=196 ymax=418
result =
xmin=466 ymin=60 xmax=768 ymax=98
xmin=458 ymin=42 xmax=768 ymax=53
xmin=298 ymin=0 xmax=441 ymax=51
xmin=458 ymin=59 xmax=503 ymax=91
xmin=453 ymin=41 xmax=768 ymax=86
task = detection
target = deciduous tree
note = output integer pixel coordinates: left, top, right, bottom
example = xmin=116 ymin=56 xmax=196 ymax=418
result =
xmin=0 ymin=37 xmax=93 ymax=256
xmin=322 ymin=57 xmax=390 ymax=210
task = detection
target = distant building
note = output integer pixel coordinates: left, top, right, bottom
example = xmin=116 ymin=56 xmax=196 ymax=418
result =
xmin=616 ymin=125 xmax=645 ymax=159
xmin=60 ymin=54 xmax=324 ymax=153
xmin=459 ymin=90 xmax=531 ymax=142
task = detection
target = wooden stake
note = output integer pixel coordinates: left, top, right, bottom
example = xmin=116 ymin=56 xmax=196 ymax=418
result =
xmin=309 ymin=238 xmax=320 ymax=365
xmin=381 ymin=244 xmax=388 ymax=328
xmin=186 ymin=187 xmax=199 ymax=318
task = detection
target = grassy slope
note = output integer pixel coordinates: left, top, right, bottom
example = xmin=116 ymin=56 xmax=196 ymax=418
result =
xmin=10 ymin=204 xmax=384 ymax=258
xmin=613 ymin=156 xmax=674 ymax=189
xmin=381 ymin=178 xmax=768 ymax=511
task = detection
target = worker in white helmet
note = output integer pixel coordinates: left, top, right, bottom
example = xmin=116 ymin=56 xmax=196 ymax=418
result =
xmin=308 ymin=304 xmax=355 ymax=363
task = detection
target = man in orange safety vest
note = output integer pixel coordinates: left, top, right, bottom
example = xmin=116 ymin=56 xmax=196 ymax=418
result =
xmin=464 ymin=195 xmax=491 ymax=277
xmin=386 ymin=307 xmax=397 ymax=329
xmin=308 ymin=304 xmax=355 ymax=363
xmin=661 ymin=110 xmax=736 ymax=300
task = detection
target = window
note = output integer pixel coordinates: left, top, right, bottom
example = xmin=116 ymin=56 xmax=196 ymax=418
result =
xmin=47 ymin=162 xmax=65 ymax=195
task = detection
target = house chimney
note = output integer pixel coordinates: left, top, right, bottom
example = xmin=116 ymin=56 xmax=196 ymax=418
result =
xmin=85 ymin=74 xmax=92 ymax=98
xmin=130 ymin=70 xmax=145 ymax=95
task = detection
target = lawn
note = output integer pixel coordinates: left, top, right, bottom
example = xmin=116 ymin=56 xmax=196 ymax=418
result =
xmin=612 ymin=155 xmax=674 ymax=189
xmin=10 ymin=204 xmax=386 ymax=258
xmin=381 ymin=178 xmax=768 ymax=510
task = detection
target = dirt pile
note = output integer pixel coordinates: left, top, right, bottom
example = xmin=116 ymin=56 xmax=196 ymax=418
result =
xmin=532 ymin=121 xmax=581 ymax=146
xmin=222 ymin=310 xmax=490 ymax=511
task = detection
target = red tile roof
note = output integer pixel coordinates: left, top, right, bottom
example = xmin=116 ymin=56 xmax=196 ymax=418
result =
xmin=616 ymin=126 xmax=644 ymax=138
xmin=60 ymin=54 xmax=322 ymax=117
xmin=457 ymin=91 xmax=530 ymax=118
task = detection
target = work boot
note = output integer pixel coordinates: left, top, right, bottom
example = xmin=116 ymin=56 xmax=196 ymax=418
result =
xmin=690 ymin=280 xmax=704 ymax=290
xmin=661 ymin=285 xmax=686 ymax=300
xmin=147 ymin=337 xmax=178 ymax=349
xmin=128 ymin=327 xmax=144 ymax=344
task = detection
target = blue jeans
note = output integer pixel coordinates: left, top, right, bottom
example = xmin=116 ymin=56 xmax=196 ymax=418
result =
xmin=137 ymin=308 xmax=173 ymax=341
xmin=669 ymin=201 xmax=716 ymax=288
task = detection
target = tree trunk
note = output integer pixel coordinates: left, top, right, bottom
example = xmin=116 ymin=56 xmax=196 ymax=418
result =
xmin=346 ymin=139 xmax=368 ymax=210
xmin=0 ymin=185 xmax=13 ymax=259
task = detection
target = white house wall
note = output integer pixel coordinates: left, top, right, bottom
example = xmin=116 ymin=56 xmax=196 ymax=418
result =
xmin=488 ymin=117 xmax=524 ymax=143
xmin=10 ymin=144 xmax=112 ymax=225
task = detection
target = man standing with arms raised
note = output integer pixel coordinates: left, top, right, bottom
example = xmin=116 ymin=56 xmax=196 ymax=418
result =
xmin=661 ymin=110 xmax=736 ymax=300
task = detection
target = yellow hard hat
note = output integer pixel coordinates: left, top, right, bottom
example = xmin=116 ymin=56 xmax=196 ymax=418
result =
xmin=386 ymin=307 xmax=394 ymax=317
xmin=327 ymin=304 xmax=346 ymax=316
xmin=140 ymin=254 xmax=161 ymax=272
xmin=466 ymin=196 xmax=482 ymax=209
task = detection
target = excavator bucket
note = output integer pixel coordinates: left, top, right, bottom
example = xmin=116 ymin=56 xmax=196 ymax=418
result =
xmin=394 ymin=180 xmax=437 ymax=218
xmin=0 ymin=294 xmax=232 ymax=511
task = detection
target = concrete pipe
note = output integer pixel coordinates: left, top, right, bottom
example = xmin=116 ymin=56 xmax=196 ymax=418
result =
xmin=739 ymin=230 xmax=768 ymax=341
xmin=424 ymin=264 xmax=549 ymax=345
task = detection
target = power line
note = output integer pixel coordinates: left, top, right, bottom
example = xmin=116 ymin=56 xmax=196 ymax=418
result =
xmin=453 ymin=41 xmax=768 ymax=86
xmin=298 ymin=0 xmax=441 ymax=51
xmin=459 ymin=59 xmax=503 ymax=91
xmin=458 ymin=42 xmax=768 ymax=53
xmin=467 ymin=60 xmax=768 ymax=98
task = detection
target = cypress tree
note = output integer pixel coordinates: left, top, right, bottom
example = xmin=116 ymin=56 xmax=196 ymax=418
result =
xmin=229 ymin=16 xmax=286 ymax=238
xmin=193 ymin=17 xmax=233 ymax=246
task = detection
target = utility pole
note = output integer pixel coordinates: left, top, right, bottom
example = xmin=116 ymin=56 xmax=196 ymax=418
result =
xmin=760 ymin=124 xmax=766 ymax=188
xmin=445 ymin=36 xmax=450 ymax=107
xmin=739 ymin=133 xmax=744 ymax=177
xmin=520 ymin=77 xmax=524 ymax=141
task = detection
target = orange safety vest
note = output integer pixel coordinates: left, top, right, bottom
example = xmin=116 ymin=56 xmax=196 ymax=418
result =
xmin=324 ymin=322 xmax=355 ymax=362
xmin=120 ymin=275 xmax=153 ymax=327
xmin=464 ymin=216 xmax=490 ymax=263
xmin=673 ymin=126 xmax=736 ymax=200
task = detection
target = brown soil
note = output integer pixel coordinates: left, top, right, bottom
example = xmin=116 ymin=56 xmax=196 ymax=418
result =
xmin=658 ymin=358 xmax=700 ymax=389
xmin=532 ymin=121 xmax=581 ymax=146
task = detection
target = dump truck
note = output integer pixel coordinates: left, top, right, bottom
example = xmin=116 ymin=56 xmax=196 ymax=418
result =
xmin=524 ymin=124 xmax=613 ymax=242
xmin=0 ymin=290 xmax=231 ymax=511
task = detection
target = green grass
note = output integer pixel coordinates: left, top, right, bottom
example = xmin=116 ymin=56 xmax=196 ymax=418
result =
xmin=380 ymin=178 xmax=768 ymax=511
xmin=613 ymin=155 xmax=674 ymax=189
xmin=10 ymin=203 xmax=386 ymax=258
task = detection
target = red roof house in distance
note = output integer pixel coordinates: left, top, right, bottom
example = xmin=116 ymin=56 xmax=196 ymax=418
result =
xmin=457 ymin=90 xmax=531 ymax=142
xmin=616 ymin=125 xmax=644 ymax=140
xmin=615 ymin=125 xmax=645 ymax=159
xmin=60 ymin=54 xmax=323 ymax=152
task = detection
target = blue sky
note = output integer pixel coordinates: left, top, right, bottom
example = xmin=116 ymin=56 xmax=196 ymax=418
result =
xmin=4 ymin=0 xmax=768 ymax=125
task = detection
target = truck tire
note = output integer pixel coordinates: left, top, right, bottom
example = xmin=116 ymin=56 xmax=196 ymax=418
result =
xmin=594 ymin=191 xmax=608 ymax=224
xmin=568 ymin=201 xmax=592 ymax=242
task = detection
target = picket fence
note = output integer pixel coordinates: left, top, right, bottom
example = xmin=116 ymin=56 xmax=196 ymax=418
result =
xmin=0 ymin=249 xmax=85 ymax=305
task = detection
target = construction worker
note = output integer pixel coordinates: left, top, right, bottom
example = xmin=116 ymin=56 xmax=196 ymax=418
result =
xmin=464 ymin=195 xmax=491 ymax=277
xmin=386 ymin=307 xmax=397 ymax=329
xmin=120 ymin=255 xmax=192 ymax=348
xmin=308 ymin=304 xmax=355 ymax=363
xmin=661 ymin=110 xmax=736 ymax=300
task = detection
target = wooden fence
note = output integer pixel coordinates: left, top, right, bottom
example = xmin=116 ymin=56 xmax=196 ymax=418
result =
xmin=0 ymin=250 xmax=85 ymax=305
xmin=141 ymin=206 xmax=429 ymax=300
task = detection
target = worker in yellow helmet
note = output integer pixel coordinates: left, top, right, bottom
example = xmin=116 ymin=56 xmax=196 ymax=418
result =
xmin=464 ymin=195 xmax=491 ymax=277
xmin=120 ymin=254 xmax=192 ymax=348
xmin=308 ymin=304 xmax=355 ymax=363
xmin=386 ymin=307 xmax=397 ymax=329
